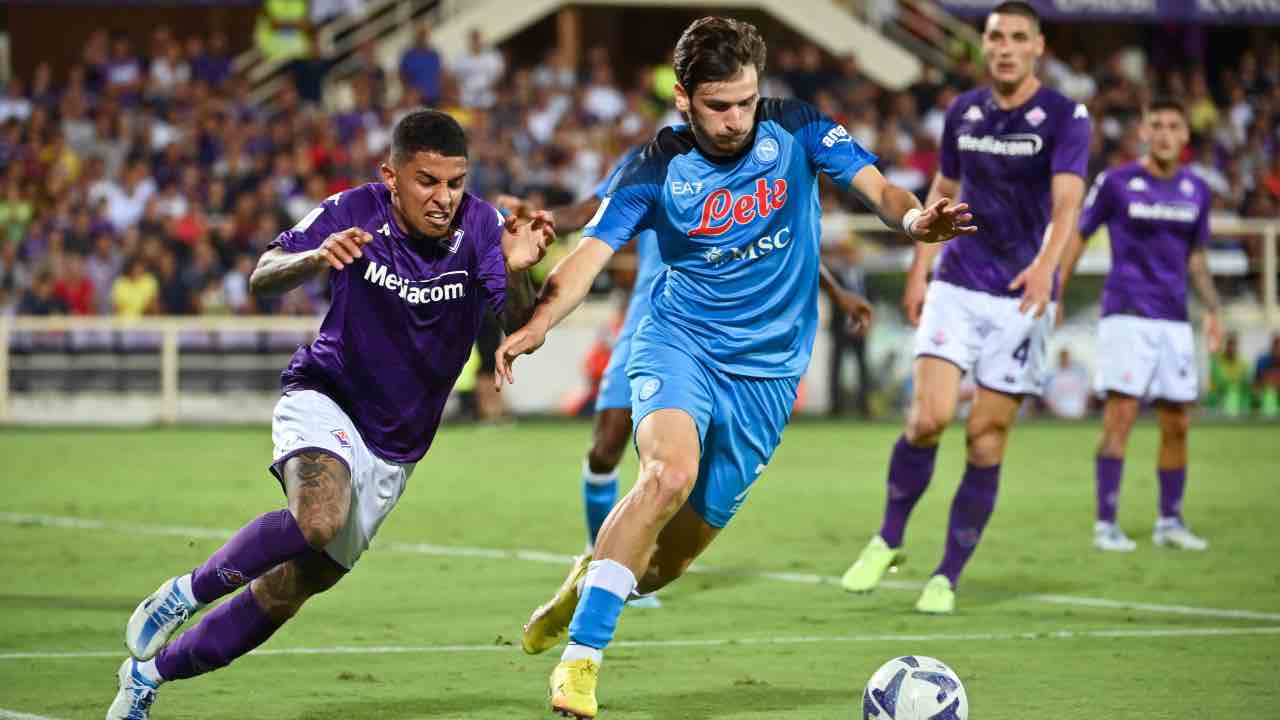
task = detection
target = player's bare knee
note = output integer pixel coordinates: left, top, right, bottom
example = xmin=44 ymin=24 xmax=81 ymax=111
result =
xmin=284 ymin=451 xmax=352 ymax=548
xmin=965 ymin=422 xmax=1010 ymax=466
xmin=906 ymin=403 xmax=950 ymax=444
xmin=641 ymin=460 xmax=696 ymax=516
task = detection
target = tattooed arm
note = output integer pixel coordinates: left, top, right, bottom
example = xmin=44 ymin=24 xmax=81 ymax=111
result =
xmin=250 ymin=228 xmax=373 ymax=296
xmin=1188 ymin=248 xmax=1224 ymax=352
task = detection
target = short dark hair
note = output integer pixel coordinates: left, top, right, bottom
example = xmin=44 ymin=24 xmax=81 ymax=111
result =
xmin=672 ymin=17 xmax=767 ymax=96
xmin=990 ymin=1 xmax=1040 ymax=30
xmin=391 ymin=109 xmax=468 ymax=164
xmin=1146 ymin=96 xmax=1187 ymax=118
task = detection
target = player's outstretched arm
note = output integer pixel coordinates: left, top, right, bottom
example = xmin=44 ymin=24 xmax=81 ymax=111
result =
xmin=494 ymin=237 xmax=615 ymax=386
xmin=499 ymin=210 xmax=556 ymax=332
xmin=249 ymin=228 xmax=372 ymax=296
xmin=1188 ymin=248 xmax=1224 ymax=352
xmin=851 ymin=165 xmax=976 ymax=246
xmin=1009 ymin=173 xmax=1086 ymax=318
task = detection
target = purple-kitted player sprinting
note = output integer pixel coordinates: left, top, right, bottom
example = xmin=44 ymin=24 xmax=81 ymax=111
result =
xmin=840 ymin=1 xmax=1092 ymax=613
xmin=1060 ymin=97 xmax=1221 ymax=553
xmin=107 ymin=109 xmax=553 ymax=719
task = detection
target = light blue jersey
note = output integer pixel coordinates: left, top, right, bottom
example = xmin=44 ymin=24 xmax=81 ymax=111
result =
xmin=585 ymin=98 xmax=876 ymax=378
xmin=592 ymin=146 xmax=666 ymax=412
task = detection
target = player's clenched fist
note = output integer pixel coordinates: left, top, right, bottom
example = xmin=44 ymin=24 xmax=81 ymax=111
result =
xmin=313 ymin=228 xmax=373 ymax=271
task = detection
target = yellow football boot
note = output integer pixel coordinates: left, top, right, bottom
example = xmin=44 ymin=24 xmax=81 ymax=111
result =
xmin=523 ymin=554 xmax=590 ymax=655
xmin=550 ymin=658 xmax=600 ymax=718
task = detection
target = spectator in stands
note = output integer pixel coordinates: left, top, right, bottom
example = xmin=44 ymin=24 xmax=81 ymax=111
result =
xmin=1187 ymin=70 xmax=1220 ymax=134
xmin=92 ymin=158 xmax=156 ymax=230
xmin=85 ymin=233 xmax=120 ymax=315
xmin=1044 ymin=348 xmax=1091 ymax=419
xmin=255 ymin=0 xmax=311 ymax=65
xmin=400 ymin=23 xmax=443 ymax=105
xmin=0 ymin=79 xmax=32 ymax=123
xmin=826 ymin=237 xmax=873 ymax=417
xmin=0 ymin=179 xmax=33 ymax=246
xmin=105 ymin=35 xmax=144 ymax=100
xmin=1255 ymin=334 xmax=1280 ymax=417
xmin=156 ymin=249 xmax=194 ymax=315
xmin=149 ymin=38 xmax=191 ymax=101
xmin=52 ymin=252 xmax=95 ymax=315
xmin=19 ymin=268 xmax=68 ymax=316
xmin=0 ymin=241 xmax=30 ymax=315
xmin=452 ymin=29 xmax=505 ymax=110
xmin=1209 ymin=332 xmax=1251 ymax=416
xmin=191 ymin=32 xmax=233 ymax=88
xmin=111 ymin=255 xmax=158 ymax=318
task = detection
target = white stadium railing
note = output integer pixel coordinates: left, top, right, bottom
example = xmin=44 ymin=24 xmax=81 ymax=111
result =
xmin=1 ymin=216 xmax=1275 ymax=425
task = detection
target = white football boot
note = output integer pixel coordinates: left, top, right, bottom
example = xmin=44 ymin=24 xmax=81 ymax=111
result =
xmin=106 ymin=658 xmax=159 ymax=720
xmin=1153 ymin=517 xmax=1208 ymax=550
xmin=126 ymin=575 xmax=203 ymax=660
xmin=1093 ymin=521 xmax=1137 ymax=552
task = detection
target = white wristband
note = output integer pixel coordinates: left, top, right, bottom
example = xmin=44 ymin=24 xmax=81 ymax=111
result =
xmin=902 ymin=208 xmax=923 ymax=235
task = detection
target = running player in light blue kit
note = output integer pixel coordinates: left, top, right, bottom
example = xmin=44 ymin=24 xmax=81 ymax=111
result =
xmin=495 ymin=17 xmax=975 ymax=718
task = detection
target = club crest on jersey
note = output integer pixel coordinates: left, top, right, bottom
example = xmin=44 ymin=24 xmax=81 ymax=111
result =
xmin=638 ymin=378 xmax=661 ymax=401
xmin=444 ymin=228 xmax=464 ymax=254
xmin=1025 ymin=106 xmax=1046 ymax=127
xmin=1179 ymin=179 xmax=1196 ymax=198
xmin=754 ymin=137 xmax=780 ymax=164
xmin=1127 ymin=177 xmax=1148 ymax=192
xmin=689 ymin=178 xmax=788 ymax=237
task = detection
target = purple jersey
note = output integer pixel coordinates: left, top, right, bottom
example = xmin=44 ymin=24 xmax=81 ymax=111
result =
xmin=1079 ymin=161 xmax=1210 ymax=322
xmin=936 ymin=86 xmax=1091 ymax=297
xmin=270 ymin=183 xmax=507 ymax=463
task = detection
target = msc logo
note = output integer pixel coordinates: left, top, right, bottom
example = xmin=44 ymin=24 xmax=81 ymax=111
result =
xmin=704 ymin=226 xmax=792 ymax=267
xmin=689 ymin=178 xmax=788 ymax=237
xmin=363 ymin=261 xmax=468 ymax=305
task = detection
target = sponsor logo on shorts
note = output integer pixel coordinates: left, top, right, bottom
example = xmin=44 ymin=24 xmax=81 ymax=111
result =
xmin=331 ymin=429 xmax=352 ymax=448
xmin=931 ymin=329 xmax=947 ymax=346
xmin=638 ymin=378 xmax=661 ymax=401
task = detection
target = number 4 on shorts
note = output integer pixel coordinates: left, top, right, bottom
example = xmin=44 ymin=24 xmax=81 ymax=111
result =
xmin=1011 ymin=338 xmax=1030 ymax=367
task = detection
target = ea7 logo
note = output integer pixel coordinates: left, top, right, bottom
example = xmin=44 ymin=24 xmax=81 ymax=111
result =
xmin=822 ymin=125 xmax=851 ymax=148
xmin=671 ymin=180 xmax=704 ymax=195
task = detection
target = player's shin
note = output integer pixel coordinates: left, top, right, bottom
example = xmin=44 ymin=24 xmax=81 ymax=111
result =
xmin=880 ymin=435 xmax=938 ymax=547
xmin=581 ymin=460 xmax=619 ymax=549
xmin=1157 ymin=467 xmax=1186 ymax=520
xmin=149 ymin=589 xmax=283 ymax=682
xmin=190 ymin=509 xmax=312 ymax=604
xmin=935 ymin=463 xmax=1000 ymax=587
xmin=562 ymin=559 xmax=637 ymax=665
xmin=1096 ymin=456 xmax=1123 ymax=523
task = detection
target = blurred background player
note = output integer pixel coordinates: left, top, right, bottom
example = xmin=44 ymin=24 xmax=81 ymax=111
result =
xmin=107 ymin=110 xmax=552 ymax=720
xmin=1060 ymin=97 xmax=1221 ymax=552
xmin=841 ymin=1 xmax=1091 ymax=613
xmin=496 ymin=17 xmax=972 ymax=718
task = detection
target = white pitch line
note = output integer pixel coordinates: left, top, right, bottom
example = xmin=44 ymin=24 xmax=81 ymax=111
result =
xmin=4 ymin=511 xmax=1279 ymax=621
xmin=0 ymin=708 xmax=62 ymax=720
xmin=1 ymin=626 xmax=1278 ymax=662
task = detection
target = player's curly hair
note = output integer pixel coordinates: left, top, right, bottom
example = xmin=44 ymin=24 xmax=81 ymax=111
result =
xmin=672 ymin=17 xmax=767 ymax=96
xmin=391 ymin=109 xmax=468 ymax=164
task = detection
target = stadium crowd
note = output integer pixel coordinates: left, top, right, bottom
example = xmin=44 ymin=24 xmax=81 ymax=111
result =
xmin=1 ymin=22 xmax=1277 ymax=412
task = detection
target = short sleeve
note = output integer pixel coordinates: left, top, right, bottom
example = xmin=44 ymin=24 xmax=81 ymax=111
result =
xmin=269 ymin=191 xmax=352 ymax=253
xmin=1078 ymin=170 xmax=1112 ymax=237
xmin=476 ymin=205 xmax=508 ymax=314
xmin=583 ymin=152 xmax=660 ymax=251
xmin=1192 ymin=181 xmax=1211 ymax=249
xmin=779 ymin=99 xmax=876 ymax=187
xmin=938 ymin=102 xmax=961 ymax=180
xmin=1052 ymin=102 xmax=1092 ymax=178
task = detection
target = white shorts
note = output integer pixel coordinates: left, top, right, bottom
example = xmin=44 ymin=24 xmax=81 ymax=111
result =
xmin=270 ymin=390 xmax=414 ymax=569
xmin=914 ymin=281 xmax=1055 ymax=397
xmin=1095 ymin=315 xmax=1198 ymax=403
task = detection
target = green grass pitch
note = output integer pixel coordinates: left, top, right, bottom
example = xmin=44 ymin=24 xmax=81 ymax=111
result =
xmin=1 ymin=420 xmax=1278 ymax=719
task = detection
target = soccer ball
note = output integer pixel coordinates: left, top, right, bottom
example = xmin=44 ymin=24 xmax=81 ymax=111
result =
xmin=862 ymin=655 xmax=968 ymax=720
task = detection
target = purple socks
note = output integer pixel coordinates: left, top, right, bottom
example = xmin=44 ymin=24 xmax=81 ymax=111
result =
xmin=1158 ymin=467 xmax=1186 ymax=520
xmin=190 ymin=509 xmax=312 ymax=604
xmin=878 ymin=436 xmax=938 ymax=547
xmin=1096 ymin=456 xmax=1123 ymax=523
xmin=154 ymin=591 xmax=282 ymax=680
xmin=935 ymin=463 xmax=1000 ymax=588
